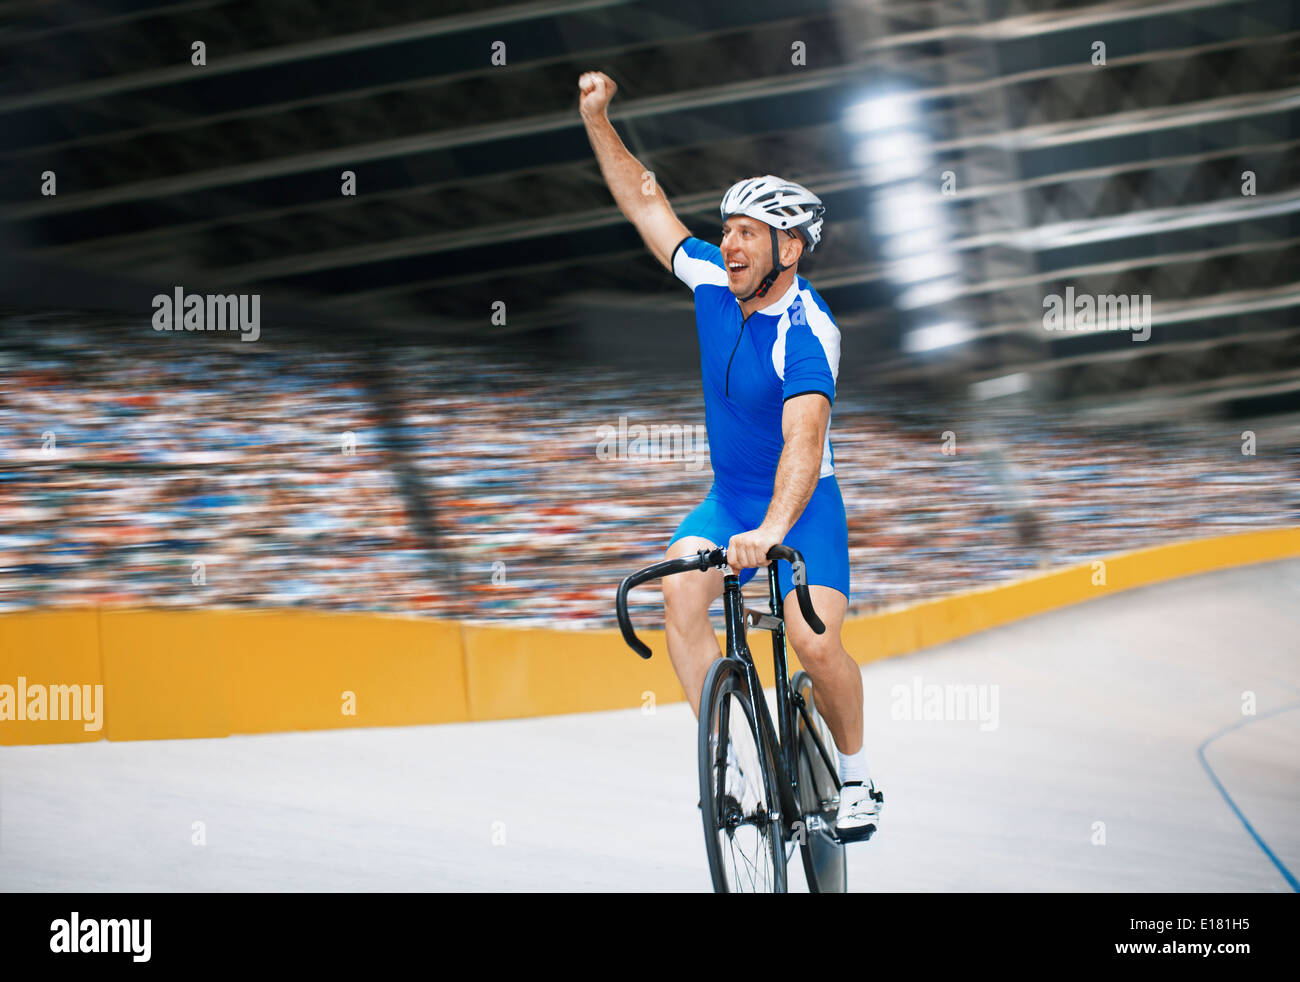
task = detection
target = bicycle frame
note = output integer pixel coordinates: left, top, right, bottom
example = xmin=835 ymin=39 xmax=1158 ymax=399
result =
xmin=720 ymin=563 xmax=840 ymax=843
xmin=616 ymin=544 xmax=840 ymax=844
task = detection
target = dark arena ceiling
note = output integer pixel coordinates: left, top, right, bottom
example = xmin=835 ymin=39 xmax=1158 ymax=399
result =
xmin=2 ymin=0 xmax=1297 ymax=416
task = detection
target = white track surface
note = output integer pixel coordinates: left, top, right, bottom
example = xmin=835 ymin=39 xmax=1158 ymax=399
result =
xmin=3 ymin=560 xmax=1298 ymax=892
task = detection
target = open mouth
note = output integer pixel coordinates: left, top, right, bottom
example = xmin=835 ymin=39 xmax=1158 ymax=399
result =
xmin=728 ymin=264 xmax=748 ymax=277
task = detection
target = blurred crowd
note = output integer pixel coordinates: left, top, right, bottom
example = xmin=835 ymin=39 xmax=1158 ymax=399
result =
xmin=0 ymin=317 xmax=443 ymax=614
xmin=1 ymin=314 xmax=1295 ymax=628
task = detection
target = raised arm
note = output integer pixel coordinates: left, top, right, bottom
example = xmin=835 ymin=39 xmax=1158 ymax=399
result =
xmin=579 ymin=71 xmax=690 ymax=272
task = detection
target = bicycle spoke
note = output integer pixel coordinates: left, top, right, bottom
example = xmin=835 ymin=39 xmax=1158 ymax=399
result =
xmin=726 ymin=837 xmax=748 ymax=888
xmin=726 ymin=826 xmax=765 ymax=890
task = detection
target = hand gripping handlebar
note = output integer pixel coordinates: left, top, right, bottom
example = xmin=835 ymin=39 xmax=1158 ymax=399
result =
xmin=615 ymin=544 xmax=825 ymax=659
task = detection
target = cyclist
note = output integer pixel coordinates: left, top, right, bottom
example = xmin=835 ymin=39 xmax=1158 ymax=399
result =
xmin=580 ymin=71 xmax=882 ymax=840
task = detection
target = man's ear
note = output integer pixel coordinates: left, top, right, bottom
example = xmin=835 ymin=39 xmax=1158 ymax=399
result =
xmin=781 ymin=231 xmax=803 ymax=267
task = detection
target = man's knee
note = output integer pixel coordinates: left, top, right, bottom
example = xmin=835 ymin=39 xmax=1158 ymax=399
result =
xmin=663 ymin=538 xmax=721 ymax=627
xmin=785 ymin=588 xmax=848 ymax=670
xmin=789 ymin=626 xmax=844 ymax=671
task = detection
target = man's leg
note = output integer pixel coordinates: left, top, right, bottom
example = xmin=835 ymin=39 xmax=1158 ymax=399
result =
xmin=786 ymin=587 xmax=881 ymax=838
xmin=777 ymin=478 xmax=880 ymax=837
xmin=781 ymin=586 xmax=862 ymax=754
xmin=775 ymin=476 xmax=861 ymax=754
xmin=661 ymin=536 xmax=726 ymax=717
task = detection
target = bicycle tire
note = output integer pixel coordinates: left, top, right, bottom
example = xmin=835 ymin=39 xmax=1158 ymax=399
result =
xmin=792 ymin=670 xmax=847 ymax=893
xmin=698 ymin=657 xmax=787 ymax=893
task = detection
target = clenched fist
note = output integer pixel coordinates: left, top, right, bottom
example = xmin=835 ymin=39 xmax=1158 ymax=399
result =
xmin=578 ymin=71 xmax=617 ymax=120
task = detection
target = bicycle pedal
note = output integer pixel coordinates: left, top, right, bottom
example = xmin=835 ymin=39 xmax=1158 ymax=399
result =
xmin=833 ymin=823 xmax=876 ymax=845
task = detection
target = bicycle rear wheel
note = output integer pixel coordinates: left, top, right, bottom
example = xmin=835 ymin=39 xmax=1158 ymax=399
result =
xmin=792 ymin=670 xmax=847 ymax=893
xmin=698 ymin=657 xmax=786 ymax=893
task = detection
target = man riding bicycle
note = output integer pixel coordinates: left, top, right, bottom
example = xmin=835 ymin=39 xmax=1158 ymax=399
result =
xmin=579 ymin=70 xmax=882 ymax=840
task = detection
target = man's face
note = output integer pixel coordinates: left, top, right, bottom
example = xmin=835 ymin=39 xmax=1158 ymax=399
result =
xmin=720 ymin=216 xmax=798 ymax=297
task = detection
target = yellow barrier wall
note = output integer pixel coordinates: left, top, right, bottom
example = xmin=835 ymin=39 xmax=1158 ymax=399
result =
xmin=0 ymin=609 xmax=103 ymax=745
xmin=93 ymin=609 xmax=469 ymax=741
xmin=2 ymin=608 xmax=467 ymax=744
xmin=1 ymin=527 xmax=1296 ymax=744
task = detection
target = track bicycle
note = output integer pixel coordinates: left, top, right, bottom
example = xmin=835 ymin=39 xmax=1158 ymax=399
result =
xmin=617 ymin=544 xmax=868 ymax=893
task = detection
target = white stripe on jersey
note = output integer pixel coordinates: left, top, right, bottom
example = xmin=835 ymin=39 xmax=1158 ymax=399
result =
xmin=673 ymin=245 xmax=729 ymax=291
xmin=772 ymin=287 xmax=840 ymax=479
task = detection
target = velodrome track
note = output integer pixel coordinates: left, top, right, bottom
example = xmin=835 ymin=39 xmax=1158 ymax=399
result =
xmin=2 ymin=559 xmax=1297 ymax=892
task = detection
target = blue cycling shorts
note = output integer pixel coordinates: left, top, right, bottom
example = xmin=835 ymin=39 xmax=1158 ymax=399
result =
xmin=668 ymin=475 xmax=850 ymax=602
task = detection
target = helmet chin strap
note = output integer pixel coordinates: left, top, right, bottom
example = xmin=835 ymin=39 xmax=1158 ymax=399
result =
xmin=738 ymin=226 xmax=791 ymax=302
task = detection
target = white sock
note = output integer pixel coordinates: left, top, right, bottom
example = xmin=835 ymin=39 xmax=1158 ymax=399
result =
xmin=838 ymin=745 xmax=871 ymax=785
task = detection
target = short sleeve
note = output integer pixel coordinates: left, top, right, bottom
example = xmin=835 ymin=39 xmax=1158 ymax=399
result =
xmin=671 ymin=236 xmax=729 ymax=292
xmin=778 ymin=294 xmax=839 ymax=406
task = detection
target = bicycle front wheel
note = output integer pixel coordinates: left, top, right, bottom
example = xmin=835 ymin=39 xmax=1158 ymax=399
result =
xmin=698 ymin=656 xmax=786 ymax=893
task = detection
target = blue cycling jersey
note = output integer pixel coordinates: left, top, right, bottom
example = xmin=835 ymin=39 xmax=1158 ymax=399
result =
xmin=671 ymin=235 xmax=841 ymax=499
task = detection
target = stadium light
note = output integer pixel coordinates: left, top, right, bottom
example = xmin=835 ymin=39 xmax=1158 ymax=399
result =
xmin=888 ymin=250 xmax=960 ymax=285
xmin=844 ymin=91 xmax=917 ymax=134
xmin=903 ymin=320 xmax=975 ymax=353
xmin=872 ymin=181 xmax=941 ymax=236
xmin=852 ymin=130 xmax=929 ymax=185
xmin=849 ymin=85 xmax=967 ymax=331
xmin=898 ymin=278 xmax=963 ymax=310
xmin=970 ymin=373 xmax=1032 ymax=400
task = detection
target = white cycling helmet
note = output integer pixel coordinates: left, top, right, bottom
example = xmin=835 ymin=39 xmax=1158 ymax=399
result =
xmin=719 ymin=175 xmax=825 ymax=253
xmin=720 ymin=175 xmax=825 ymax=300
